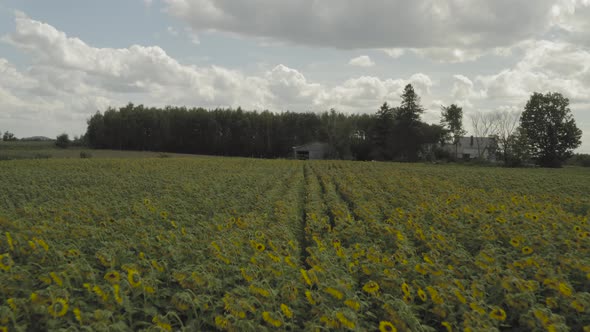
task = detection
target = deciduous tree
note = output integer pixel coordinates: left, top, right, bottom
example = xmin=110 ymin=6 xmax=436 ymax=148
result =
xmin=520 ymin=92 xmax=582 ymax=167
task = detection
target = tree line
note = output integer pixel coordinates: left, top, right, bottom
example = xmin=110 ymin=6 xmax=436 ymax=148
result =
xmin=0 ymin=84 xmax=572 ymax=167
xmin=82 ymin=85 xmax=583 ymax=167
xmin=84 ymin=85 xmax=446 ymax=161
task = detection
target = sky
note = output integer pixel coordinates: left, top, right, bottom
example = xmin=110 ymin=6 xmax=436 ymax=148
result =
xmin=0 ymin=0 xmax=589 ymax=152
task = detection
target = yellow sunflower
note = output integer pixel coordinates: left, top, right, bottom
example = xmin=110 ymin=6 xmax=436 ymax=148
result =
xmin=401 ymin=282 xmax=411 ymax=296
xmin=441 ymin=321 xmax=453 ymax=332
xmin=48 ymin=298 xmax=69 ymax=318
xmin=489 ymin=307 xmax=507 ymax=321
xmin=521 ymin=246 xmax=534 ymax=255
xmin=0 ymin=253 xmax=14 ymax=271
xmin=127 ymin=269 xmax=142 ymax=288
xmin=280 ymin=303 xmax=293 ymax=319
xmin=417 ymin=288 xmax=427 ymax=301
xmin=558 ymin=282 xmax=573 ymax=297
xmin=379 ymin=321 xmax=397 ymax=332
xmin=362 ymin=281 xmax=380 ymax=294
xmin=104 ymin=271 xmax=121 ymax=284
xmin=571 ymin=300 xmax=585 ymax=312
xmin=509 ymin=238 xmax=520 ymax=248
xmin=344 ymin=299 xmax=361 ymax=311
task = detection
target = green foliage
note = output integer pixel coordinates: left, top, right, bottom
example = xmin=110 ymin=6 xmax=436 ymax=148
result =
xmin=0 ymin=159 xmax=589 ymax=331
xmin=566 ymin=154 xmax=590 ymax=167
xmin=520 ymin=92 xmax=582 ymax=167
xmin=79 ymin=151 xmax=92 ymax=159
xmin=504 ymin=128 xmax=532 ymax=167
xmin=84 ymin=99 xmax=443 ymax=162
xmin=2 ymin=131 xmax=17 ymax=141
xmin=55 ymin=133 xmax=70 ymax=149
xmin=85 ymin=104 xmax=374 ymax=159
xmin=440 ymin=104 xmax=466 ymax=145
xmin=396 ymin=84 xmax=424 ymax=123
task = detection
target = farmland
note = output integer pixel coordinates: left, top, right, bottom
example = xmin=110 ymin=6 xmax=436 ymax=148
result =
xmin=0 ymin=158 xmax=589 ymax=331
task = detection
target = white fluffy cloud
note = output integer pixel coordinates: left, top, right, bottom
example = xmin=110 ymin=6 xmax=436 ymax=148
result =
xmin=162 ymin=0 xmax=557 ymax=49
xmin=348 ymin=55 xmax=375 ymax=67
xmin=0 ymin=13 xmax=439 ymax=137
xmin=476 ymin=40 xmax=590 ymax=102
xmin=2 ymin=9 xmax=588 ymax=151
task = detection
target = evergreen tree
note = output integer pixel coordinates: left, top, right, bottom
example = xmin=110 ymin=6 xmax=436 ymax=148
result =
xmin=440 ymin=104 xmax=466 ymax=158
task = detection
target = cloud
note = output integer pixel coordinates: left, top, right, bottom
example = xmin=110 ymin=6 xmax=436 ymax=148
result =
xmin=348 ymin=55 xmax=375 ymax=67
xmin=450 ymin=74 xmax=486 ymax=107
xmin=550 ymin=0 xmax=590 ymax=45
xmin=382 ymin=48 xmax=405 ymax=59
xmin=184 ymin=27 xmax=200 ymax=45
xmin=1 ymin=13 xmax=441 ymax=137
xmin=317 ymin=73 xmax=435 ymax=113
xmin=163 ymin=0 xmax=557 ymax=49
xmin=166 ymin=26 xmax=178 ymax=36
xmin=4 ymin=11 xmax=587 ymax=151
xmin=383 ymin=46 xmax=516 ymax=63
xmin=477 ymin=40 xmax=590 ymax=102
xmin=412 ymin=48 xmax=486 ymax=63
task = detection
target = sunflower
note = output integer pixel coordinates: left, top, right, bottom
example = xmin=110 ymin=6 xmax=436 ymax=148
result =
xmin=262 ymin=311 xmax=282 ymax=328
xmin=379 ymin=321 xmax=397 ymax=332
xmin=300 ymin=269 xmax=312 ymax=286
xmin=324 ymin=287 xmax=344 ymax=300
xmin=417 ymin=288 xmax=427 ymax=301
xmin=415 ymin=264 xmax=428 ymax=275
xmin=48 ymin=298 xmax=69 ymax=318
xmin=305 ymin=290 xmax=317 ymax=305
xmin=104 ymin=271 xmax=121 ymax=284
xmin=558 ymin=282 xmax=573 ymax=297
xmin=49 ymin=272 xmax=63 ymax=286
xmin=5 ymin=232 xmax=14 ymax=251
xmin=570 ymin=300 xmax=585 ymax=312
xmin=256 ymin=243 xmax=265 ymax=252
xmin=335 ymin=312 xmax=355 ymax=329
xmin=545 ymin=297 xmax=558 ymax=309
xmin=489 ymin=307 xmax=507 ymax=321
xmin=73 ymin=307 xmax=82 ymax=323
xmin=509 ymin=238 xmax=521 ymax=248
xmin=363 ymin=281 xmax=380 ymax=294
xmin=402 ymin=294 xmax=412 ymax=304
xmin=0 ymin=253 xmax=14 ymax=271
xmin=332 ymin=239 xmax=341 ymax=248
xmin=344 ymin=299 xmax=361 ymax=311
xmin=280 ymin=303 xmax=293 ymax=319
xmin=127 ymin=269 xmax=142 ymax=288
xmin=521 ymin=246 xmax=533 ymax=255
xmin=441 ymin=321 xmax=453 ymax=332
xmin=401 ymin=282 xmax=411 ymax=296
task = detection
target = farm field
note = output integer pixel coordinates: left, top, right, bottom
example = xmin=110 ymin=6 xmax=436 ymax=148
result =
xmin=0 ymin=158 xmax=589 ymax=331
xmin=0 ymin=141 xmax=201 ymax=160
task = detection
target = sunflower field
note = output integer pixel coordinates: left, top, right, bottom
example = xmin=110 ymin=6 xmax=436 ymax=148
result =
xmin=0 ymin=158 xmax=589 ymax=331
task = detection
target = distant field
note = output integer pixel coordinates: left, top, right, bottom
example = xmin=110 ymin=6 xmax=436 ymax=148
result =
xmin=0 ymin=141 xmax=200 ymax=160
xmin=0 ymin=157 xmax=589 ymax=331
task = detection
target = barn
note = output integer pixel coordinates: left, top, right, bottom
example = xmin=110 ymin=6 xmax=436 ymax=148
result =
xmin=292 ymin=142 xmax=330 ymax=160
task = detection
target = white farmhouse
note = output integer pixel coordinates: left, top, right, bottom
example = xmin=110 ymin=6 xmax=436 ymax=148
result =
xmin=444 ymin=136 xmax=497 ymax=161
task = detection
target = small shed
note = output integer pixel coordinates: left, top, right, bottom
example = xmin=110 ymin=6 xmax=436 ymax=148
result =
xmin=293 ymin=142 xmax=330 ymax=160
